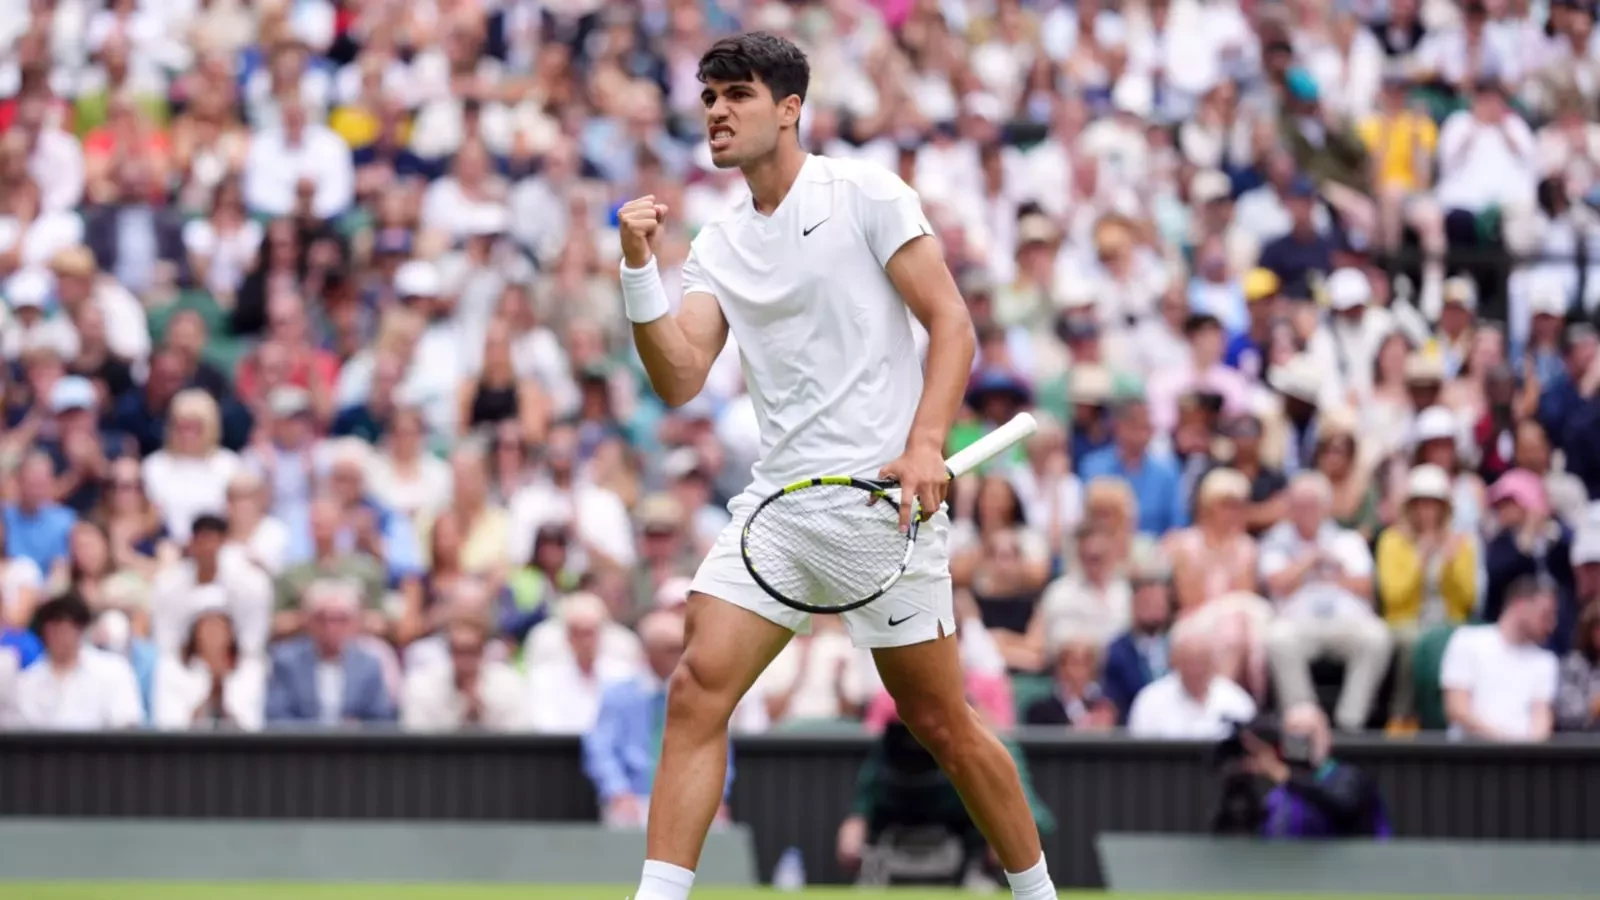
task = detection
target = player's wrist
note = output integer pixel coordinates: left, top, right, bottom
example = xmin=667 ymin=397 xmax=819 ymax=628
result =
xmin=619 ymin=255 xmax=670 ymax=324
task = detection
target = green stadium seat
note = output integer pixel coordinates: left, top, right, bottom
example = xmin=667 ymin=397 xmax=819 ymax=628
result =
xmin=1010 ymin=673 xmax=1055 ymax=723
xmin=1413 ymin=624 xmax=1458 ymax=731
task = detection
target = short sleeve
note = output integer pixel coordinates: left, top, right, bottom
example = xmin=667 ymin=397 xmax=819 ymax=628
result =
xmin=1335 ymin=531 xmax=1374 ymax=577
xmin=680 ymin=244 xmax=715 ymax=298
xmin=1533 ymin=653 xmax=1559 ymax=703
xmin=856 ymin=168 xmax=935 ymax=270
xmin=1258 ymin=540 xmax=1292 ymax=580
xmin=183 ymin=219 xmax=217 ymax=255
xmin=1439 ymin=630 xmax=1475 ymax=691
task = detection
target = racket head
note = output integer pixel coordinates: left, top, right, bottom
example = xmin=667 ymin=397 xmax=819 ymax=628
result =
xmin=740 ymin=475 xmax=920 ymax=615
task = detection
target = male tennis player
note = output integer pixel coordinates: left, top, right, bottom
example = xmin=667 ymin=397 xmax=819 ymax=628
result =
xmin=615 ymin=32 xmax=1057 ymax=900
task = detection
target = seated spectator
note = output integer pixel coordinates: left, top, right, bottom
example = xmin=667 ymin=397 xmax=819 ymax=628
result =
xmin=419 ymin=446 xmax=510 ymax=582
xmin=152 ymin=609 xmax=266 ymax=732
xmin=1409 ymin=405 xmax=1487 ymax=538
xmin=1128 ymin=618 xmax=1257 ymax=739
xmin=1312 ymin=417 xmax=1381 ymax=540
xmin=1213 ymin=414 xmax=1290 ymax=535
xmin=952 ymin=476 xmax=1052 ymax=672
xmin=1006 ymin=418 xmax=1083 ymax=555
xmin=528 ymin=593 xmax=641 ymax=734
xmin=0 ymin=515 xmax=44 ymax=659
xmin=1146 ymin=314 xmax=1254 ymax=436
xmin=1029 ymin=527 xmax=1130 ymax=658
xmin=141 ymin=388 xmax=240 ymax=544
xmin=583 ymin=610 xmax=731 ymax=830
xmin=223 ymin=471 xmax=290 ymax=578
xmin=1483 ymin=470 xmax=1576 ymax=653
xmin=507 ymin=423 xmax=635 ymax=573
xmin=1081 ymin=478 xmax=1138 ymax=570
xmin=401 ymin=603 xmax=527 ymax=733
xmin=1080 ymin=399 xmax=1187 ymax=536
xmin=628 ymin=494 xmax=701 ymax=619
xmin=243 ymin=387 xmax=321 ymax=526
xmin=457 ymin=325 xmax=548 ymax=445
xmin=1023 ymin=628 xmax=1117 ymax=729
xmin=364 ymin=406 xmax=452 ymax=521
xmin=15 ymin=593 xmax=142 ymax=730
xmin=755 ymin=615 xmax=875 ymax=727
xmin=1441 ymin=576 xmax=1559 ymax=742
xmin=264 ymin=579 xmax=397 ymax=727
xmin=1377 ymin=464 xmax=1481 ymax=725
xmin=273 ymin=495 xmax=389 ymax=638
xmin=86 ymin=608 xmax=159 ymax=724
xmin=1261 ymin=473 xmax=1392 ymax=732
xmin=149 ymin=514 xmax=273 ymax=660
xmin=95 ymin=456 xmax=176 ymax=578
xmin=1102 ymin=545 xmax=1175 ymax=723
xmin=1169 ymin=468 xmax=1270 ymax=698
xmin=1554 ymin=602 xmax=1600 ymax=732
xmin=4 ymin=452 xmax=77 ymax=572
xmin=1510 ymin=419 xmax=1588 ymax=528
xmin=1433 ymin=79 xmax=1538 ymax=254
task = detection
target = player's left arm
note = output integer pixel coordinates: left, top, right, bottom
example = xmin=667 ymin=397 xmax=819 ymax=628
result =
xmin=881 ymin=233 xmax=976 ymax=531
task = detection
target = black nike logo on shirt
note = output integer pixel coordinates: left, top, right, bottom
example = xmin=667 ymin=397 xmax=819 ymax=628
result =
xmin=887 ymin=613 xmax=918 ymax=627
xmin=803 ymin=217 xmax=829 ymax=236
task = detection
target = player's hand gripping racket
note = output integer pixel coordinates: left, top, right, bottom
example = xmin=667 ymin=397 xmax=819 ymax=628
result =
xmin=740 ymin=413 xmax=1038 ymax=614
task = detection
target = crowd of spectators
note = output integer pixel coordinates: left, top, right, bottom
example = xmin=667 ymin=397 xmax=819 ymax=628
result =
xmin=2 ymin=0 xmax=1600 ymax=819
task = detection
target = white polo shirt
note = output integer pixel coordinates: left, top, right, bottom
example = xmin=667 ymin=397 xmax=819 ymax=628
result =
xmin=681 ymin=154 xmax=934 ymax=501
xmin=1127 ymin=673 xmax=1257 ymax=739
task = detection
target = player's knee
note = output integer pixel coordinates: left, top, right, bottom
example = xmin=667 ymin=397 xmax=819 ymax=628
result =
xmin=667 ymin=651 xmax=738 ymax=728
xmin=897 ymin=699 xmax=980 ymax=763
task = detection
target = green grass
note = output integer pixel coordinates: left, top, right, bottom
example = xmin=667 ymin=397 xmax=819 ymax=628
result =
xmin=0 ymin=887 xmax=1481 ymax=900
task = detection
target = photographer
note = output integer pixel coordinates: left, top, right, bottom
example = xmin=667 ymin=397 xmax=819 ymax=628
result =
xmin=1212 ymin=704 xmax=1391 ymax=839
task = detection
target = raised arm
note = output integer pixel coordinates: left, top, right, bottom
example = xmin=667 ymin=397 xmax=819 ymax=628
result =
xmin=618 ymin=196 xmax=730 ymax=408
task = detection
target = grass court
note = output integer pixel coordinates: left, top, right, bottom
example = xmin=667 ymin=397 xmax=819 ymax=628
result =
xmin=0 ymin=885 xmax=1504 ymax=900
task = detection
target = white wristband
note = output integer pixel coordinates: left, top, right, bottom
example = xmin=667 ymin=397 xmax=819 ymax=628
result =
xmin=620 ymin=256 xmax=670 ymax=324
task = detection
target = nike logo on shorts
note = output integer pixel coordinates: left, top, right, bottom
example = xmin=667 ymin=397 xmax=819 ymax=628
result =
xmin=887 ymin=612 xmax=918 ymax=627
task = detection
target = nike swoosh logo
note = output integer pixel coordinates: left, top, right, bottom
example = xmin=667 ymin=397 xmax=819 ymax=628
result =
xmin=803 ymin=217 xmax=829 ymax=236
xmin=887 ymin=613 xmax=918 ymax=627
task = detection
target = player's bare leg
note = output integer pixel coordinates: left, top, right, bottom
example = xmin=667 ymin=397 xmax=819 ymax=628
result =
xmin=634 ymin=593 xmax=793 ymax=900
xmin=873 ymin=628 xmax=1057 ymax=899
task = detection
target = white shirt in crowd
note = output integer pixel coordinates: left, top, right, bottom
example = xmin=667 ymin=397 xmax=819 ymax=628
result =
xmin=0 ymin=210 xmax=84 ymax=274
xmin=1258 ymin=520 xmax=1377 ymax=621
xmin=507 ymin=480 xmax=635 ymax=569
xmin=1127 ymin=673 xmax=1257 ymax=739
xmin=141 ymin=449 xmax=240 ymax=544
xmin=1434 ymin=111 xmax=1539 ymax=214
xmin=401 ymin=660 xmax=529 ymax=732
xmin=15 ymin=646 xmax=143 ymax=731
xmin=752 ymin=631 xmax=879 ymax=723
xmin=28 ymin=127 xmax=85 ymax=214
xmin=1440 ymin=624 xmax=1558 ymax=741
xmin=91 ymin=278 xmax=154 ymax=362
xmin=240 ymin=122 xmax=356 ymax=219
xmin=182 ymin=218 xmax=263 ymax=298
xmin=151 ymin=655 xmax=267 ymax=732
xmin=366 ymin=451 xmax=453 ymax=522
xmin=147 ymin=556 xmax=274 ymax=660
xmin=526 ymin=654 xmax=639 ymax=735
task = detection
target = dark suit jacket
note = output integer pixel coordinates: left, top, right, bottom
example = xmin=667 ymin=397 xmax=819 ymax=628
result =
xmin=264 ymin=638 xmax=396 ymax=725
xmin=1484 ymin=527 xmax=1577 ymax=654
xmin=1102 ymin=631 xmax=1164 ymax=724
xmin=82 ymin=203 xmax=188 ymax=285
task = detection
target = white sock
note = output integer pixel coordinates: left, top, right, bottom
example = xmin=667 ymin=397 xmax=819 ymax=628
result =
xmin=634 ymin=859 xmax=695 ymax=900
xmin=1005 ymin=854 xmax=1057 ymax=900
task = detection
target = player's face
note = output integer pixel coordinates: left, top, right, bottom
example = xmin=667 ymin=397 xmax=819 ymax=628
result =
xmin=701 ymin=78 xmax=795 ymax=168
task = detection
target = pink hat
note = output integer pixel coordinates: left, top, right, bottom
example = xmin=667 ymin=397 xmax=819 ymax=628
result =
xmin=1488 ymin=469 xmax=1549 ymax=518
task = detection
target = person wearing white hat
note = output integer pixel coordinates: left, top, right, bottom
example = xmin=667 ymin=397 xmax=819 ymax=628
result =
xmin=1515 ymin=277 xmax=1571 ymax=388
xmin=1409 ymin=405 xmax=1487 ymax=535
xmin=1304 ymin=267 xmax=1394 ymax=401
xmin=1 ymin=268 xmax=77 ymax=362
xmin=1433 ymin=275 xmax=1478 ymax=377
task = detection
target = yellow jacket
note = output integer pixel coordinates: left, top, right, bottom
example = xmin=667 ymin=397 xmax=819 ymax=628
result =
xmin=1375 ymin=528 xmax=1478 ymax=626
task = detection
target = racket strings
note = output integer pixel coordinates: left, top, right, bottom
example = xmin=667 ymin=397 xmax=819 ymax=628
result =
xmin=744 ymin=483 xmax=911 ymax=609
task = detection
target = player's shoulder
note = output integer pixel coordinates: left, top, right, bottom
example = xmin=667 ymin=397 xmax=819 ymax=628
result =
xmin=804 ymin=153 xmax=918 ymax=204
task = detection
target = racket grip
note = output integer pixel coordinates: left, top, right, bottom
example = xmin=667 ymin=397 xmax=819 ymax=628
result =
xmin=945 ymin=412 xmax=1038 ymax=479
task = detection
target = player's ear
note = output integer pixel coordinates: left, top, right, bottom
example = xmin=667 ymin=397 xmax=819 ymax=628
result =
xmin=779 ymin=95 xmax=802 ymax=130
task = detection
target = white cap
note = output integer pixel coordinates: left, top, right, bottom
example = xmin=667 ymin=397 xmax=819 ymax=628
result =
xmin=1054 ymin=274 xmax=1096 ymax=311
xmin=1412 ymin=405 xmax=1458 ymax=444
xmin=1190 ymin=169 xmax=1231 ymax=206
xmin=49 ymin=376 xmax=96 ymax=413
xmin=394 ymin=260 xmax=441 ymax=298
xmin=1325 ymin=267 xmax=1371 ymax=311
xmin=1405 ymin=464 xmax=1453 ymax=503
xmin=1443 ymin=276 xmax=1478 ymax=311
xmin=462 ymin=204 xmax=510 ymax=237
xmin=1529 ymin=279 xmax=1568 ymax=318
xmin=5 ymin=269 xmax=51 ymax=310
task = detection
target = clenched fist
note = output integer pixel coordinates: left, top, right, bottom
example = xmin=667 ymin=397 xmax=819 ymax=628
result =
xmin=619 ymin=195 xmax=669 ymax=268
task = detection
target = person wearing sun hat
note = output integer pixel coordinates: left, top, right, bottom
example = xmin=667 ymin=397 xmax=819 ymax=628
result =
xmin=1374 ymin=464 xmax=1482 ymax=727
xmin=1482 ymin=469 xmax=1578 ymax=654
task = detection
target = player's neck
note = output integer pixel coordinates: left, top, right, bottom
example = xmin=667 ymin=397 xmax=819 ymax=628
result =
xmin=741 ymin=143 xmax=808 ymax=216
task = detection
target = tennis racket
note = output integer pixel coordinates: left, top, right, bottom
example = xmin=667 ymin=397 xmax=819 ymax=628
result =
xmin=740 ymin=413 xmax=1038 ymax=614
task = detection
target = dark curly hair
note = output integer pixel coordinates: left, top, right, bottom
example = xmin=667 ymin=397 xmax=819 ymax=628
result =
xmin=697 ymin=31 xmax=810 ymax=106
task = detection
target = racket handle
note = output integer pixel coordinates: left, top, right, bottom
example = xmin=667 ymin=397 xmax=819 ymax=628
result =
xmin=945 ymin=412 xmax=1038 ymax=479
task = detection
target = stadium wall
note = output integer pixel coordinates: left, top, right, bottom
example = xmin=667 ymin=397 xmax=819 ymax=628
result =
xmin=0 ymin=731 xmax=1596 ymax=887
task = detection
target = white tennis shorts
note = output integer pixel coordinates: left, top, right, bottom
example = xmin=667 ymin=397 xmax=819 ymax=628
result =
xmin=688 ymin=494 xmax=956 ymax=649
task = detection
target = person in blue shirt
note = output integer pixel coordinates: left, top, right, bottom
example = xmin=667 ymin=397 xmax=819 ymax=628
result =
xmin=1079 ymin=399 xmax=1188 ymax=536
xmin=3 ymin=452 xmax=76 ymax=572
xmin=583 ymin=610 xmax=733 ymax=829
xmin=1257 ymin=176 xmax=1335 ymax=301
xmin=1224 ymin=269 xmax=1284 ymax=381
xmin=1537 ymin=324 xmax=1597 ymax=449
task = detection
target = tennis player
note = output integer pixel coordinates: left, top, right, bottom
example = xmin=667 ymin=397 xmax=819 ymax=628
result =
xmin=616 ymin=32 xmax=1057 ymax=900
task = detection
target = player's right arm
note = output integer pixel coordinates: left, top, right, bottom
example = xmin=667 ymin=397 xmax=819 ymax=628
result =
xmin=617 ymin=196 xmax=728 ymax=408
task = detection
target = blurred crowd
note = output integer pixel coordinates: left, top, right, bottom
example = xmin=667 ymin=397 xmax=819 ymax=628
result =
xmin=1 ymin=0 xmax=1600 ymax=805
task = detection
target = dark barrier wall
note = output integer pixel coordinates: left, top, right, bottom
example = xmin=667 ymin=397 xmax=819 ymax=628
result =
xmin=1 ymin=731 xmax=1597 ymax=887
